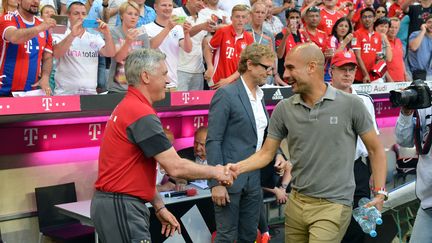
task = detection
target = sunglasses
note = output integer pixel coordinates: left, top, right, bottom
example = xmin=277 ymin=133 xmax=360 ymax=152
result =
xmin=256 ymin=63 xmax=274 ymax=72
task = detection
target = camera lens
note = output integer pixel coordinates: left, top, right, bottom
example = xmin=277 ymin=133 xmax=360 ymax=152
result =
xmin=389 ymin=89 xmax=418 ymax=107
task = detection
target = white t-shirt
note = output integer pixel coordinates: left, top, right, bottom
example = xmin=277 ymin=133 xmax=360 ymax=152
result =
xmin=198 ymin=7 xmax=231 ymax=25
xmin=53 ymin=29 xmax=105 ymax=95
xmin=217 ymin=0 xmax=250 ymax=17
xmin=145 ymin=22 xmax=184 ymax=86
xmin=173 ymin=7 xmax=207 ymax=73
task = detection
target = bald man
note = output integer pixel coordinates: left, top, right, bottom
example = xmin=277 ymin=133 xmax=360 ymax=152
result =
xmin=230 ymin=43 xmax=387 ymax=242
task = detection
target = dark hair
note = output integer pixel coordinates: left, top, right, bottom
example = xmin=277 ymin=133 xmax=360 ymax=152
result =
xmin=285 ymin=8 xmax=300 ymax=19
xmin=375 ymin=5 xmax=388 ymax=16
xmin=331 ymin=17 xmax=353 ymax=40
xmin=360 ymin=7 xmax=375 ymax=17
xmin=374 ymin=17 xmax=391 ymax=30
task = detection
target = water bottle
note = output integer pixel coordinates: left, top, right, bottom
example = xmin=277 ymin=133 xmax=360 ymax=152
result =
xmin=358 ymin=198 xmax=383 ymax=225
xmin=357 ymin=218 xmax=378 ymax=237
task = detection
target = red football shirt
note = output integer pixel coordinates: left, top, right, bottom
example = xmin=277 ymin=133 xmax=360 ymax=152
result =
xmin=318 ymin=8 xmax=345 ymax=36
xmin=0 ymin=12 xmax=52 ymax=95
xmin=304 ymin=28 xmax=328 ymax=51
xmin=352 ymin=27 xmax=382 ymax=81
xmin=209 ymin=25 xmax=254 ymax=86
xmin=387 ymin=37 xmax=405 ymax=81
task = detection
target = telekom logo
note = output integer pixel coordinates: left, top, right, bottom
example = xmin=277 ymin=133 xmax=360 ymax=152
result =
xmin=226 ymin=47 xmax=235 ymax=59
xmin=363 ymin=43 xmax=371 ymax=53
xmin=375 ymin=102 xmax=383 ymax=115
xmin=24 ymin=128 xmax=38 ymax=146
xmin=194 ymin=116 xmax=204 ymax=128
xmin=42 ymin=98 xmax=53 ymax=111
xmin=326 ymin=19 xmax=333 ymax=28
xmin=89 ymin=124 xmax=102 ymax=141
xmin=182 ymin=93 xmax=190 ymax=104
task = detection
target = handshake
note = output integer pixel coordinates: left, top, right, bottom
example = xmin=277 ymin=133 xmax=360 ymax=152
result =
xmin=213 ymin=155 xmax=290 ymax=187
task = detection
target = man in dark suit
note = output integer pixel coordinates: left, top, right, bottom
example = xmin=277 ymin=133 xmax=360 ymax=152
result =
xmin=206 ymin=43 xmax=276 ymax=243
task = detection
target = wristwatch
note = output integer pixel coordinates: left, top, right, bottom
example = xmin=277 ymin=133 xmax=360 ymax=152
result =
xmin=373 ymin=187 xmax=388 ymax=201
xmin=280 ymin=183 xmax=289 ymax=189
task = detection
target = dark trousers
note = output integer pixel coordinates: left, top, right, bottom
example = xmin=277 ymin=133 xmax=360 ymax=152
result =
xmin=213 ymin=187 xmax=262 ymax=243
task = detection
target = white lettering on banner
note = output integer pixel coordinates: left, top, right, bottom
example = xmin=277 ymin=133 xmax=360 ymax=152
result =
xmin=226 ymin=47 xmax=235 ymax=59
xmin=24 ymin=128 xmax=38 ymax=146
xmin=182 ymin=93 xmax=190 ymax=104
xmin=376 ymin=102 xmax=383 ymax=115
xmin=42 ymin=98 xmax=53 ymax=111
xmin=353 ymin=81 xmax=414 ymax=94
xmin=194 ymin=116 xmax=204 ymax=128
xmin=89 ymin=124 xmax=101 ymax=141
xmin=272 ymin=89 xmax=283 ymax=100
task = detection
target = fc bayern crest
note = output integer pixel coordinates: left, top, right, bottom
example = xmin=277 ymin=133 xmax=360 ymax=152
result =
xmin=39 ymin=31 xmax=45 ymax=38
xmin=374 ymin=38 xmax=378 ymax=44
xmin=241 ymin=42 xmax=246 ymax=49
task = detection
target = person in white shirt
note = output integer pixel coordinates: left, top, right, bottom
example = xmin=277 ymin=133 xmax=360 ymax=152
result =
xmin=145 ymin=0 xmax=192 ymax=88
xmin=53 ymin=1 xmax=115 ymax=95
xmin=172 ymin=0 xmax=208 ymax=90
xmin=217 ymin=0 xmax=250 ymax=17
xmin=200 ymin=0 xmax=230 ymax=25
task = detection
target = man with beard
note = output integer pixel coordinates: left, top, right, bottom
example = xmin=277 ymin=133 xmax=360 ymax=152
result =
xmin=0 ymin=0 xmax=56 ymax=96
xmin=229 ymin=43 xmax=387 ymax=243
xmin=206 ymin=43 xmax=275 ymax=242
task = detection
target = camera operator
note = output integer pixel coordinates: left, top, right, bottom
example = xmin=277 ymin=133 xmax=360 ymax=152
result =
xmin=395 ymin=104 xmax=432 ymax=242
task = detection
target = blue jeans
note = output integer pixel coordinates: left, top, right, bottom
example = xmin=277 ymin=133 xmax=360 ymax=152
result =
xmin=409 ymin=207 xmax=432 ymax=243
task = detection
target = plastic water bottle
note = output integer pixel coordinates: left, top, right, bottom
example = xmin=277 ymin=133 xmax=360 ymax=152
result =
xmin=357 ymin=218 xmax=378 ymax=237
xmin=358 ymin=198 xmax=383 ymax=225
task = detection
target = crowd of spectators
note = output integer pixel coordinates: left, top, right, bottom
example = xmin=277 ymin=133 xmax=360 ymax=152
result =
xmin=0 ymin=0 xmax=431 ymax=96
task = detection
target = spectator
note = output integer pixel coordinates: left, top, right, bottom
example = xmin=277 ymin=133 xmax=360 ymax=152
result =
xmin=107 ymin=1 xmax=150 ymax=93
xmin=53 ymin=1 xmax=115 ymax=95
xmin=374 ymin=17 xmax=394 ymax=82
xmin=375 ymin=5 xmax=388 ymax=19
xmin=387 ymin=17 xmax=409 ymax=81
xmin=91 ymin=48 xmax=234 ymax=243
xmin=352 ymin=0 xmax=375 ymax=30
xmin=115 ymin=0 xmax=156 ymax=27
xmin=204 ymin=4 xmax=253 ymax=89
xmin=262 ymin=0 xmax=284 ymax=36
xmin=353 ymin=7 xmax=382 ymax=83
xmin=86 ymin=0 xmax=110 ymax=93
xmin=1 ymin=0 xmax=17 ymax=14
xmin=229 ymin=43 xmax=387 ymax=243
xmin=173 ymin=0 xmax=208 ymax=91
xmin=245 ymin=1 xmax=276 ymax=85
xmin=40 ymin=4 xmax=56 ymax=19
xmin=408 ymin=14 xmax=432 ymax=80
xmin=303 ymin=6 xmax=327 ymax=51
xmin=317 ymin=0 xmax=345 ymax=36
xmin=275 ymin=8 xmax=306 ymax=79
xmin=389 ymin=0 xmax=405 ymax=19
xmin=145 ymin=0 xmax=192 ymax=88
xmin=217 ymin=0 xmax=250 ymax=18
xmin=329 ymin=50 xmax=380 ymax=243
xmin=401 ymin=0 xmax=432 ymax=38
xmin=206 ymin=43 xmax=275 ymax=243
xmin=0 ymin=0 xmax=56 ymax=96
xmin=41 ymin=4 xmax=57 ymax=91
xmin=276 ymin=8 xmax=305 ymax=59
xmin=199 ymin=0 xmax=230 ymax=26
xmin=324 ymin=16 xmax=353 ymax=81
